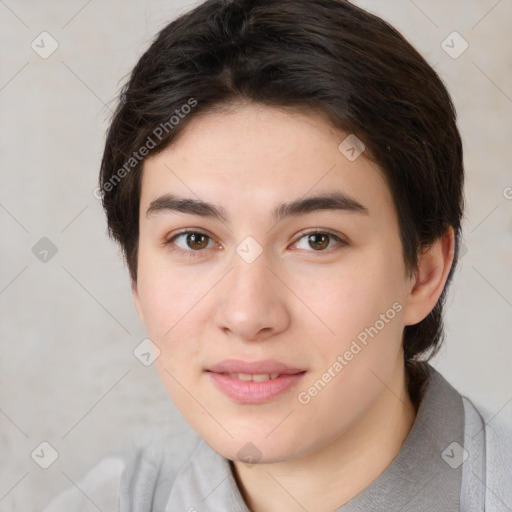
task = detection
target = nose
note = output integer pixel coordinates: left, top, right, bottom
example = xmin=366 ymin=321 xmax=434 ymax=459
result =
xmin=213 ymin=250 xmax=290 ymax=342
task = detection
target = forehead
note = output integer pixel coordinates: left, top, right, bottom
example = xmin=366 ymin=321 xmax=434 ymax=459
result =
xmin=140 ymin=103 xmax=395 ymax=225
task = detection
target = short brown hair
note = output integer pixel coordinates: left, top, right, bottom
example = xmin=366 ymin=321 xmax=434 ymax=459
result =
xmin=99 ymin=0 xmax=465 ymax=405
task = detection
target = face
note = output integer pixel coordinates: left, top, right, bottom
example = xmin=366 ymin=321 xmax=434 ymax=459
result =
xmin=133 ymin=102 xmax=418 ymax=464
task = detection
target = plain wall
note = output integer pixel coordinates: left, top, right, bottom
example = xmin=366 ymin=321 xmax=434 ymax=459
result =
xmin=0 ymin=0 xmax=511 ymax=510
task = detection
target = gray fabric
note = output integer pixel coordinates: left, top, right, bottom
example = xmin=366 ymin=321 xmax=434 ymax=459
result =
xmin=460 ymin=396 xmax=486 ymax=512
xmin=477 ymin=401 xmax=512 ymax=510
xmin=117 ymin=362 xmax=477 ymax=511
xmin=118 ymin=427 xmax=204 ymax=512
xmin=164 ymin=438 xmax=250 ymax=512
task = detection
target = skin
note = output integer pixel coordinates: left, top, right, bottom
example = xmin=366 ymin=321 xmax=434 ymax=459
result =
xmin=133 ymin=101 xmax=455 ymax=511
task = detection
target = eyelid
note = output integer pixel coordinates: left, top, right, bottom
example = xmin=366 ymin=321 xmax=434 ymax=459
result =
xmin=164 ymin=227 xmax=210 ymax=241
xmin=293 ymin=227 xmax=345 ymax=242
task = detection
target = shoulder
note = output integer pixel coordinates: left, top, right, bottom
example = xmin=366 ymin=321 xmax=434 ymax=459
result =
xmin=41 ymin=456 xmax=125 ymax=512
xmin=119 ymin=426 xmax=203 ymax=510
xmin=41 ymin=427 xmax=203 ymax=512
xmin=462 ymin=394 xmax=512 ymax=509
xmin=465 ymin=395 xmax=512 ymax=459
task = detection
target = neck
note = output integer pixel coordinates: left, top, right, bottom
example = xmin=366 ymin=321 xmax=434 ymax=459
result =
xmin=231 ymin=357 xmax=417 ymax=512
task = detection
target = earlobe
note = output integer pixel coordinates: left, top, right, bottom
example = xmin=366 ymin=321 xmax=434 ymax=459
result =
xmin=402 ymin=226 xmax=456 ymax=326
xmin=131 ymin=279 xmax=145 ymax=324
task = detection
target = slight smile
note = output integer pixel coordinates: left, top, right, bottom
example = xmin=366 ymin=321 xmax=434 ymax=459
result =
xmin=206 ymin=359 xmax=307 ymax=404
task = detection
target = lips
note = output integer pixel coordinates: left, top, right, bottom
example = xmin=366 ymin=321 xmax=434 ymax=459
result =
xmin=206 ymin=359 xmax=306 ymax=403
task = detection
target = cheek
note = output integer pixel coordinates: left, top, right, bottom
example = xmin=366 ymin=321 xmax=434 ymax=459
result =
xmin=295 ymin=274 xmax=405 ymax=438
xmin=298 ymin=254 xmax=406 ymax=370
xmin=136 ymin=283 xmax=206 ymax=384
xmin=136 ymin=249 xmax=206 ymax=334
xmin=305 ymin=258 xmax=401 ymax=330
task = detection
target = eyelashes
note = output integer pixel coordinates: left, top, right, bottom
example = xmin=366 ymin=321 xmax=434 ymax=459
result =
xmin=164 ymin=229 xmax=347 ymax=258
xmin=165 ymin=230 xmax=216 ymax=257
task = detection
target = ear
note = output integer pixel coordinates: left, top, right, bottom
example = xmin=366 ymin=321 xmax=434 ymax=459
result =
xmin=131 ymin=279 xmax=145 ymax=324
xmin=402 ymin=226 xmax=456 ymax=326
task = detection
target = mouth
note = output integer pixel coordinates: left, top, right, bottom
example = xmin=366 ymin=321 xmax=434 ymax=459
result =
xmin=206 ymin=359 xmax=307 ymax=404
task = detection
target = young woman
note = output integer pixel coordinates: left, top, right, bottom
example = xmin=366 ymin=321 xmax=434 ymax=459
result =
xmin=43 ymin=0 xmax=512 ymax=510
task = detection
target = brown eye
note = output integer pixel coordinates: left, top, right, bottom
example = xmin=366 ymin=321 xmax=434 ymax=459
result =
xmin=166 ymin=230 xmax=215 ymax=257
xmin=293 ymin=230 xmax=346 ymax=253
xmin=307 ymin=233 xmax=330 ymax=251
xmin=184 ymin=232 xmax=209 ymax=250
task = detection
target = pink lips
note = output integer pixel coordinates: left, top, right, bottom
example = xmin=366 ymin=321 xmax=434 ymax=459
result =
xmin=206 ymin=359 xmax=306 ymax=404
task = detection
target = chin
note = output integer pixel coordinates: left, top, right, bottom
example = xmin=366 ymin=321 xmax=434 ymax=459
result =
xmin=201 ymin=428 xmax=311 ymax=465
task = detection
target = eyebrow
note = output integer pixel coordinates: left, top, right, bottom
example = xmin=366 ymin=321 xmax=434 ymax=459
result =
xmin=146 ymin=191 xmax=369 ymax=224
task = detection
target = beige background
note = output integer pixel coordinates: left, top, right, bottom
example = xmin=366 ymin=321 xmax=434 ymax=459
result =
xmin=0 ymin=0 xmax=511 ymax=510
